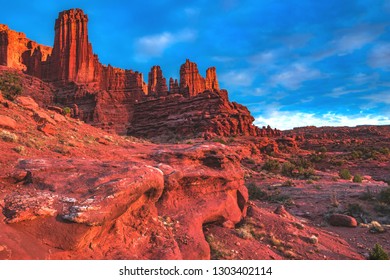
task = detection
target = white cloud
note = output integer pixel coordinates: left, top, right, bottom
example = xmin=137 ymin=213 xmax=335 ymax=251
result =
xmin=270 ymin=64 xmax=322 ymax=90
xmin=254 ymin=110 xmax=390 ymax=130
xmin=249 ymin=51 xmax=277 ymax=65
xmin=135 ymin=29 xmax=196 ymax=58
xmin=368 ymin=42 xmax=390 ymax=70
xmin=336 ymin=31 xmax=378 ymax=55
xmin=327 ymin=87 xmax=367 ymax=98
xmin=220 ymin=70 xmax=254 ymax=87
xmin=313 ymin=25 xmax=384 ymax=61
xmin=362 ymin=92 xmax=390 ymax=105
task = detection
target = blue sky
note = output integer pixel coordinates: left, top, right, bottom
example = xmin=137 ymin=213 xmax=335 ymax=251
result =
xmin=1 ymin=0 xmax=390 ymax=129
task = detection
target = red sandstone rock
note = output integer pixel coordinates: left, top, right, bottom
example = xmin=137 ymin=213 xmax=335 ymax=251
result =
xmin=0 ymin=115 xmax=17 ymax=130
xmin=148 ymin=66 xmax=168 ymax=96
xmin=154 ymin=143 xmax=248 ymax=259
xmin=15 ymin=96 xmax=39 ymax=110
xmin=169 ymin=77 xmax=180 ymax=95
xmin=0 ymin=24 xmax=52 ymax=73
xmin=205 ymin=67 xmax=219 ymax=91
xmin=129 ymin=89 xmax=274 ymax=140
xmin=329 ymin=214 xmax=358 ymax=227
xmin=179 ymin=59 xmax=206 ymax=97
xmin=47 ymin=9 xmax=97 ymax=83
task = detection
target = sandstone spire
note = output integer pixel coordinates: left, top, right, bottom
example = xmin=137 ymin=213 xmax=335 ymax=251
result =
xmin=205 ymin=67 xmax=219 ymax=91
xmin=49 ymin=9 xmax=97 ymax=83
xmin=148 ymin=66 xmax=168 ymax=96
xmin=169 ymin=77 xmax=180 ymax=95
xmin=179 ymin=59 xmax=206 ymax=97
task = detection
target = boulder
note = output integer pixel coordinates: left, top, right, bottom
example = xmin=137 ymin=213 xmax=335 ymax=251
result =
xmin=0 ymin=115 xmax=17 ymax=130
xmin=329 ymin=214 xmax=358 ymax=227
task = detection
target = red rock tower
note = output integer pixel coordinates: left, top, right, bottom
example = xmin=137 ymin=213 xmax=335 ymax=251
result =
xmin=205 ymin=67 xmax=219 ymax=91
xmin=49 ymin=9 xmax=97 ymax=83
xmin=148 ymin=66 xmax=168 ymax=96
xmin=179 ymin=59 xmax=206 ymax=97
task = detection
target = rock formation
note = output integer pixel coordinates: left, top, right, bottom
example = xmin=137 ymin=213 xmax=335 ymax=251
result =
xmin=148 ymin=66 xmax=168 ymax=96
xmin=46 ymin=9 xmax=98 ymax=83
xmin=179 ymin=59 xmax=206 ymax=97
xmin=205 ymin=66 xmax=219 ymax=91
xmin=0 ymin=24 xmax=52 ymax=76
xmin=0 ymin=9 xmax=277 ymax=139
xmin=169 ymin=77 xmax=180 ymax=95
xmin=129 ymin=89 xmax=267 ymax=140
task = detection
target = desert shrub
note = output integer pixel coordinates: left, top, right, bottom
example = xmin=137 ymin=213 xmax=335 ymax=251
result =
xmin=378 ymin=188 xmax=390 ymax=204
xmin=339 ymin=169 xmax=352 ymax=180
xmin=0 ymin=71 xmax=23 ymax=101
xmin=359 ymin=187 xmax=374 ymax=201
xmin=369 ymin=244 xmax=389 ymax=260
xmin=378 ymin=147 xmax=390 ymax=156
xmin=318 ymin=146 xmax=327 ymax=153
xmin=262 ymin=159 xmax=281 ymax=173
xmin=0 ymin=130 xmax=18 ymax=142
xmin=212 ymin=138 xmax=227 ymax=145
xmin=246 ymin=183 xmax=267 ymax=201
xmin=346 ymin=203 xmax=365 ymax=217
xmin=281 ymin=162 xmax=295 ymax=177
xmin=301 ymin=167 xmax=316 ymax=179
xmin=245 ymin=157 xmax=256 ymax=165
xmin=374 ymin=202 xmax=390 ymax=214
xmin=282 ymin=180 xmax=294 ymax=187
xmin=12 ymin=145 xmax=25 ymax=154
xmin=353 ymin=174 xmax=363 ymax=183
xmin=63 ymin=107 xmax=71 ymax=115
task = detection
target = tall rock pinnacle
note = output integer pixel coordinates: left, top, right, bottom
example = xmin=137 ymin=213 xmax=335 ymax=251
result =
xmin=205 ymin=67 xmax=219 ymax=91
xmin=179 ymin=59 xmax=206 ymax=97
xmin=49 ymin=9 xmax=97 ymax=83
xmin=179 ymin=59 xmax=220 ymax=97
xmin=148 ymin=66 xmax=168 ymax=96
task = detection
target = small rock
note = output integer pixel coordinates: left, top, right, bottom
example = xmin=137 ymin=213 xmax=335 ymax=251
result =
xmin=369 ymin=221 xmax=385 ymax=233
xmin=222 ymin=220 xmax=235 ymax=229
xmin=274 ymin=205 xmax=289 ymax=217
xmin=37 ymin=123 xmax=56 ymax=136
xmin=309 ymin=235 xmax=318 ymax=244
xmin=329 ymin=214 xmax=357 ymax=227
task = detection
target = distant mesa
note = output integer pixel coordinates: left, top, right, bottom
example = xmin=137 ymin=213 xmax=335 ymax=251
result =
xmin=0 ymin=8 xmax=280 ymax=139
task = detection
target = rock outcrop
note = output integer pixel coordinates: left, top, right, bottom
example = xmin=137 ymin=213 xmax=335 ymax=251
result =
xmin=128 ymin=89 xmax=267 ymax=140
xmin=0 ymin=24 xmax=52 ymax=76
xmin=178 ymin=59 xmax=220 ymax=97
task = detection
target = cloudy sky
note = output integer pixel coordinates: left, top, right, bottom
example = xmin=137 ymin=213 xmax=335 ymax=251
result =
xmin=1 ymin=0 xmax=390 ymax=129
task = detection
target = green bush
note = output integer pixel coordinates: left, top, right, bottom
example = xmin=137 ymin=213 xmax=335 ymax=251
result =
xmin=281 ymin=162 xmax=295 ymax=177
xmin=369 ymin=244 xmax=389 ymax=260
xmin=212 ymin=138 xmax=227 ymax=145
xmin=353 ymin=174 xmax=363 ymax=183
xmin=246 ymin=183 xmax=267 ymax=201
xmin=339 ymin=169 xmax=352 ymax=180
xmin=262 ymin=159 xmax=281 ymax=173
xmin=378 ymin=188 xmax=390 ymax=204
xmin=0 ymin=71 xmax=22 ymax=101
xmin=63 ymin=107 xmax=71 ymax=115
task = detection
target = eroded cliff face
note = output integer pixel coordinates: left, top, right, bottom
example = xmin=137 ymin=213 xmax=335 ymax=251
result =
xmin=0 ymin=24 xmax=52 ymax=76
xmin=0 ymin=8 xmax=275 ymax=139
